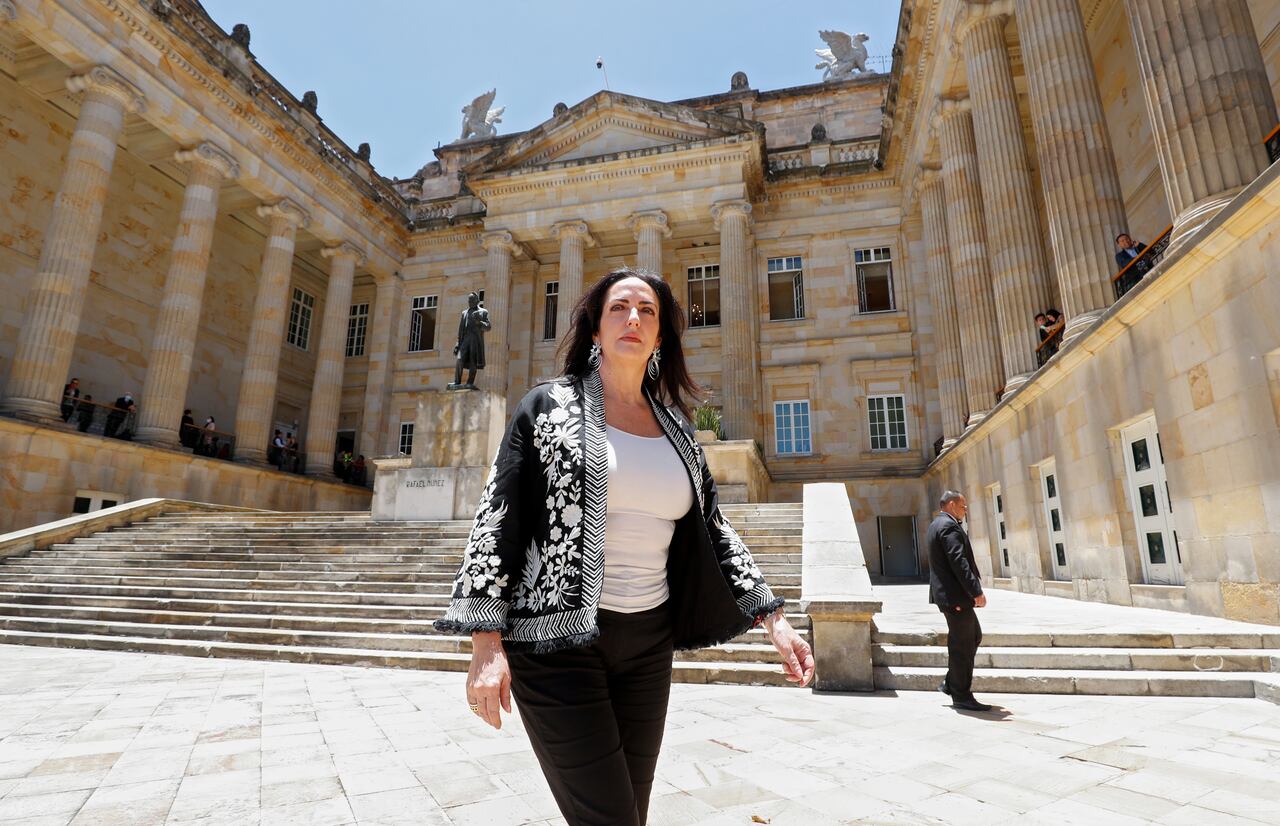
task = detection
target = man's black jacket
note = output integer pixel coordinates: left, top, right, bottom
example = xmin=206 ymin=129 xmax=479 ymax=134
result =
xmin=927 ymin=513 xmax=984 ymax=609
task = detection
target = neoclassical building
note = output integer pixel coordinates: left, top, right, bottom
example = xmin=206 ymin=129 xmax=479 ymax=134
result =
xmin=1 ymin=0 xmax=1279 ymax=623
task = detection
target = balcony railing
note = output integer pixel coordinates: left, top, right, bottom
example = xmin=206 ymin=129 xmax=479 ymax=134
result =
xmin=1112 ymin=225 xmax=1173 ymax=300
xmin=1267 ymin=124 xmax=1280 ymax=165
xmin=1035 ymin=322 xmax=1064 ymax=367
xmin=55 ymin=398 xmax=236 ymax=459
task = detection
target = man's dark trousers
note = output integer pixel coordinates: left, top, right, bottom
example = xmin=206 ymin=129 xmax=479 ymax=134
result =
xmin=943 ymin=603 xmax=982 ymax=699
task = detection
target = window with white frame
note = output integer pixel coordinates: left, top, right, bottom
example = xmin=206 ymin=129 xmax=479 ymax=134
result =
xmin=408 ymin=295 xmax=438 ymax=353
xmin=287 ymin=287 xmax=315 ymax=350
xmin=773 ymin=400 xmax=812 ymax=455
xmin=398 ymin=422 xmax=414 ymax=457
xmin=687 ymin=264 xmax=721 ymax=328
xmin=854 ymin=247 xmax=895 ymax=313
xmin=867 ymin=394 xmax=908 ymax=450
xmin=543 ymin=281 xmax=559 ymax=341
xmin=767 ymin=256 xmax=805 ymax=321
xmin=345 ymin=303 xmax=369 ymax=358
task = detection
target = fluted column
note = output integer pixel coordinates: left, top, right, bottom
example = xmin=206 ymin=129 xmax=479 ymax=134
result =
xmin=1015 ymin=0 xmax=1129 ymax=342
xmin=711 ymin=200 xmax=760 ymax=443
xmin=1 ymin=2 xmax=15 ymax=23
xmin=551 ymin=220 xmax=595 ymax=341
xmin=1 ymin=67 xmax=145 ymax=420
xmin=233 ymin=199 xmax=310 ymax=463
xmin=136 ymin=143 xmax=239 ymax=447
xmin=937 ymin=99 xmax=1004 ymax=423
xmin=358 ymin=272 xmax=402 ymax=466
xmin=1123 ymin=0 xmax=1279 ymax=243
xmin=480 ymin=231 xmax=518 ymax=398
xmin=629 ymin=210 xmax=671 ymax=277
xmin=917 ymin=166 xmax=968 ymax=446
xmin=957 ymin=2 xmax=1053 ymax=390
xmin=304 ymin=243 xmax=366 ymax=475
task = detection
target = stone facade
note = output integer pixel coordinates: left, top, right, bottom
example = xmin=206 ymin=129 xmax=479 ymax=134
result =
xmin=1 ymin=1 xmax=1280 ymax=625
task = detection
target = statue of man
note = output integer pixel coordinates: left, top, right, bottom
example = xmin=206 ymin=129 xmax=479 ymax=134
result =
xmin=450 ymin=292 xmax=491 ymax=389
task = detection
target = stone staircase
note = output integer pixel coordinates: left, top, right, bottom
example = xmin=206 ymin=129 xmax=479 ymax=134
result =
xmin=873 ymin=625 xmax=1280 ymax=702
xmin=0 ymin=504 xmax=806 ymax=687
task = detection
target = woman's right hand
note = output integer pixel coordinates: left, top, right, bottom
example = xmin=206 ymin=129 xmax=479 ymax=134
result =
xmin=466 ymin=631 xmax=512 ymax=729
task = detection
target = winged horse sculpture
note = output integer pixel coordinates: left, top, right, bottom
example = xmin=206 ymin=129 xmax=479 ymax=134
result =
xmin=459 ymin=89 xmax=505 ymax=141
xmin=815 ymin=31 xmax=870 ymax=81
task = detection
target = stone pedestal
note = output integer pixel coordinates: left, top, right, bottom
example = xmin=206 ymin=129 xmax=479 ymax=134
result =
xmin=697 ymin=437 xmax=771 ymax=503
xmin=371 ymin=389 xmax=506 ymax=521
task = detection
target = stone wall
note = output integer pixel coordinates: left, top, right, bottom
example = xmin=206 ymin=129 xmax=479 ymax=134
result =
xmin=0 ymin=416 xmax=370 ymax=535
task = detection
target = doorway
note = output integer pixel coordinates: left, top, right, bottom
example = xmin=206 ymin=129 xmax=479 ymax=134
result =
xmin=1121 ymin=417 xmax=1184 ymax=585
xmin=878 ymin=516 xmax=919 ymax=577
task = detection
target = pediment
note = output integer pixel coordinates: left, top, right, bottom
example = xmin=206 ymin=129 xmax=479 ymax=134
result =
xmin=465 ymin=91 xmax=759 ymax=176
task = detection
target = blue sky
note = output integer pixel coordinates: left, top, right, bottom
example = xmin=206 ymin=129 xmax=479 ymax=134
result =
xmin=202 ymin=1 xmax=900 ymax=179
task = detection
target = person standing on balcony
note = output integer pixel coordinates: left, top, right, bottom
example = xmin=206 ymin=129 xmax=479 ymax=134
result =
xmin=1115 ymin=233 xmax=1148 ymax=271
xmin=60 ymin=378 xmax=80 ymax=422
xmin=928 ymin=490 xmax=993 ymax=712
xmin=437 ymin=268 xmax=813 ymax=826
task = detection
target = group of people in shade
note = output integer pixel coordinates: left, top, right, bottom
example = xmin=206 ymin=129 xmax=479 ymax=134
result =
xmin=60 ymin=379 xmax=226 ymax=458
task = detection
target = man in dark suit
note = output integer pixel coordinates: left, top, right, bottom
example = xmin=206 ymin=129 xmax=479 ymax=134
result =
xmin=1114 ymin=233 xmax=1148 ymax=271
xmin=927 ymin=490 xmax=992 ymax=712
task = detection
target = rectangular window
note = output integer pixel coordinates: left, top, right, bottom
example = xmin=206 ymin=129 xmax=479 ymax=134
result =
xmin=345 ymin=303 xmax=369 ymax=358
xmin=544 ymin=281 xmax=559 ymax=341
xmin=408 ymin=295 xmax=438 ymax=353
xmin=867 ymin=395 xmax=908 ymax=451
xmin=398 ymin=422 xmax=414 ymax=457
xmin=773 ymin=400 xmax=812 ymax=455
xmin=287 ymin=287 xmax=315 ymax=350
xmin=767 ymin=256 xmax=805 ymax=321
xmin=854 ymin=247 xmax=895 ymax=313
xmin=687 ymin=265 xmax=721 ymax=328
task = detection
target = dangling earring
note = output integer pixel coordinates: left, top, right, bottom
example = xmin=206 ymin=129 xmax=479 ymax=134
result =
xmin=588 ymin=342 xmax=602 ymax=369
xmin=647 ymin=348 xmax=661 ymax=381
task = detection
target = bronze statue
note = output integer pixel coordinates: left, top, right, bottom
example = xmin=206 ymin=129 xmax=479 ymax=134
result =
xmin=449 ymin=292 xmax=491 ymax=389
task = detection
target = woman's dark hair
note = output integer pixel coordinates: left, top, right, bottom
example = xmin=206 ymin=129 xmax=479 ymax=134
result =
xmin=559 ymin=267 xmax=702 ymax=419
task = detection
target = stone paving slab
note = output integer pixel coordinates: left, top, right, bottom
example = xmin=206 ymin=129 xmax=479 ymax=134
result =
xmin=1 ymin=644 xmax=1279 ymax=825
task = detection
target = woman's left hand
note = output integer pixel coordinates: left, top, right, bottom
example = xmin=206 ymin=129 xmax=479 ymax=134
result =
xmin=764 ymin=611 xmax=815 ymax=687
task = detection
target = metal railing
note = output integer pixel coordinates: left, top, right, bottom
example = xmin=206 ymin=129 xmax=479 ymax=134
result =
xmin=1035 ymin=322 xmax=1065 ymax=367
xmin=56 ymin=398 xmax=236 ymax=459
xmin=1112 ymin=225 xmax=1173 ymax=300
xmin=1266 ymin=124 xmax=1280 ymax=165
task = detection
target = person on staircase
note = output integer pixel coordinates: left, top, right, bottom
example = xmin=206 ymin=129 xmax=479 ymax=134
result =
xmin=436 ymin=267 xmax=813 ymax=826
xmin=927 ymin=490 xmax=993 ymax=712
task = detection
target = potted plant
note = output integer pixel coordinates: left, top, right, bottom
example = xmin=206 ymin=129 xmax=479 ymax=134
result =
xmin=693 ymin=404 xmax=723 ymax=444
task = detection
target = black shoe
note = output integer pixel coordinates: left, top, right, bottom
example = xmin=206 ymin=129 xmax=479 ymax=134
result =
xmin=938 ymin=681 xmax=951 ymax=696
xmin=952 ymin=697 xmax=994 ymax=712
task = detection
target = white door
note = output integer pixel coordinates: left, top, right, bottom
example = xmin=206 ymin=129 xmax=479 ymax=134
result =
xmin=1122 ymin=417 xmax=1184 ymax=585
xmin=1039 ymin=460 xmax=1069 ymax=581
xmin=989 ymin=483 xmax=1010 ymax=577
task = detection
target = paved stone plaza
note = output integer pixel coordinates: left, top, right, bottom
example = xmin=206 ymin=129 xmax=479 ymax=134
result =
xmin=0 ymin=642 xmax=1278 ymax=826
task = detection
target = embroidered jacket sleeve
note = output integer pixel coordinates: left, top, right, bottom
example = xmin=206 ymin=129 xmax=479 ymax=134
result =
xmin=435 ymin=399 xmax=533 ymax=634
xmin=697 ymin=444 xmax=785 ymax=622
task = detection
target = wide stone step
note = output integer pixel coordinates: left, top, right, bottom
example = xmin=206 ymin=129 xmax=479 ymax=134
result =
xmin=0 ymin=572 xmax=454 ymax=595
xmin=872 ymin=628 xmax=1280 ymax=649
xmin=0 ymin=563 xmax=458 ymax=584
xmin=26 ymin=554 xmax=467 ymax=573
xmin=35 ymin=550 xmax=468 ymax=567
xmin=0 ymin=590 xmax=449 ymax=619
xmin=0 ymin=580 xmax=445 ymax=607
xmin=874 ymin=644 xmax=1280 ymax=673
xmin=874 ymin=665 xmax=1268 ymax=699
xmin=68 ymin=537 xmax=471 ymax=548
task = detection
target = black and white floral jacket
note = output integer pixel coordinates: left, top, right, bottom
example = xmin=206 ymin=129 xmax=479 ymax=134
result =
xmin=435 ymin=368 xmax=784 ymax=653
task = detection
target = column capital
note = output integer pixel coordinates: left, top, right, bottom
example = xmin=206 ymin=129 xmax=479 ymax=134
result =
xmin=480 ymin=229 xmax=519 ymax=253
xmin=550 ymin=219 xmax=597 ymax=247
xmin=954 ymin=0 xmax=1013 ymax=44
xmin=937 ymin=95 xmax=973 ymax=120
xmin=174 ymin=141 xmax=239 ymax=180
xmin=1 ymin=1 xmax=16 ymax=23
xmin=711 ymin=199 xmax=752 ymax=231
xmin=256 ymin=198 xmax=310 ymax=229
xmin=629 ymin=209 xmax=672 ymax=239
xmin=66 ymin=66 xmax=146 ymax=114
xmin=321 ymin=241 xmax=367 ymax=267
xmin=915 ymin=163 xmax=944 ymax=192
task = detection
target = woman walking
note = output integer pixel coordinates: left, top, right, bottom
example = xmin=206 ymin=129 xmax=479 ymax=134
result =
xmin=436 ymin=268 xmax=813 ymax=825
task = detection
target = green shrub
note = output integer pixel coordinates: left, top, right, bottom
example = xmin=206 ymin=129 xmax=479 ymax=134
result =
xmin=693 ymin=404 xmax=723 ymax=439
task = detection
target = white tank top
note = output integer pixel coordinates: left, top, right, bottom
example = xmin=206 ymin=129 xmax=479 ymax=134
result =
xmin=600 ymin=424 xmax=695 ymax=612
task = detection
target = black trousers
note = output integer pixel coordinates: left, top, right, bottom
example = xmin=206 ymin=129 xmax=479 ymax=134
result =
xmin=507 ymin=603 xmax=673 ymax=826
xmin=942 ymin=604 xmax=983 ymax=699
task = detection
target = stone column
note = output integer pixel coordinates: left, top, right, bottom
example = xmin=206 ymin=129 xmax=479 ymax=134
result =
xmin=711 ymin=200 xmax=760 ymax=443
xmin=480 ymin=231 xmax=517 ymax=398
xmin=233 ymin=199 xmax=310 ymax=463
xmin=304 ymin=242 xmax=366 ymax=475
xmin=551 ymin=220 xmax=595 ymax=341
xmin=358 ymin=271 xmax=402 ymax=465
xmin=937 ymin=99 xmax=1004 ymax=423
xmin=917 ymin=165 xmax=968 ymax=446
xmin=629 ymin=209 xmax=671 ymax=277
xmin=956 ymin=1 xmax=1053 ymax=391
xmin=1123 ymin=0 xmax=1279 ymax=243
xmin=135 ymin=143 xmax=239 ymax=447
xmin=1014 ymin=0 xmax=1130 ymax=342
xmin=1 ymin=67 xmax=145 ymax=421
